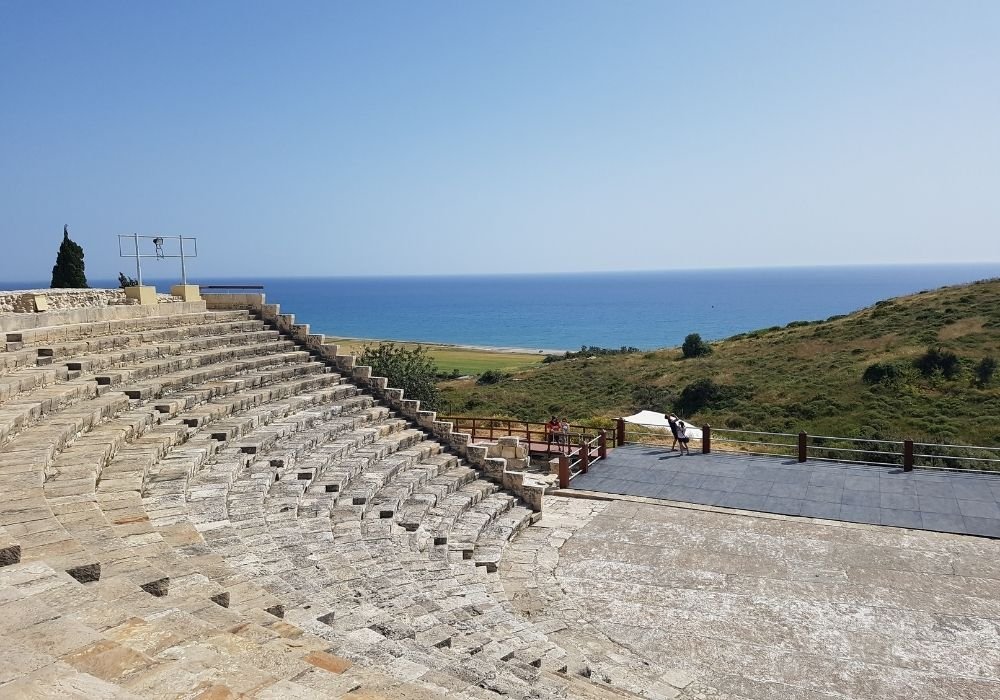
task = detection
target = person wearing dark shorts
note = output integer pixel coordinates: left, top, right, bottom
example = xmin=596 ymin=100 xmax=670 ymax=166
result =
xmin=666 ymin=413 xmax=680 ymax=451
xmin=675 ymin=420 xmax=691 ymax=455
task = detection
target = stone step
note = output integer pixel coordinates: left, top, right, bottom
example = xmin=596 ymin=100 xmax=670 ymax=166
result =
xmin=471 ymin=505 xmax=540 ymax=573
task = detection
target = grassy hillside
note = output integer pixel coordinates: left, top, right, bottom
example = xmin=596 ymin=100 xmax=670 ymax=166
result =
xmin=438 ymin=278 xmax=1000 ymax=446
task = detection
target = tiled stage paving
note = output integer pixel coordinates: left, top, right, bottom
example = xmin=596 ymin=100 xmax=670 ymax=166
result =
xmin=569 ymin=445 xmax=1000 ymax=538
xmin=521 ymin=496 xmax=1000 ymax=700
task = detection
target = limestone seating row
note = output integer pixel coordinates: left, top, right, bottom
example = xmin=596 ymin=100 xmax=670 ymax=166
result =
xmin=13 ymin=366 xmax=344 ymax=583
xmin=0 ymin=315 xmax=267 ymax=375
xmin=0 ymin=311 xmax=272 ymax=424
xmin=5 ymin=335 xmax=338 ymax=568
xmin=0 ymin=308 xmax=572 ymax=696
xmin=1 ymin=306 xmax=249 ymax=347
xmin=183 ymin=410 xmax=496 ymax=640
xmin=0 ymin=319 xmax=306 ymax=445
xmin=2 ymin=303 xmax=583 ymax=696
xmin=18 ymin=382 xmax=368 ymax=652
xmin=0 ymin=345 xmax=320 ymax=453
xmin=0 ymin=317 xmax=276 ymax=421
xmin=170 ymin=397 xmax=576 ymax=694
xmin=220 ymin=410 xmax=565 ymax=680
xmin=0 ymin=556 xmax=415 ymax=697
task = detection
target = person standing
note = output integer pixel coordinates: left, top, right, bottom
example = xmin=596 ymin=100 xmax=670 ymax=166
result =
xmin=559 ymin=417 xmax=570 ymax=449
xmin=675 ymin=419 xmax=691 ymax=455
xmin=666 ymin=413 xmax=680 ymax=451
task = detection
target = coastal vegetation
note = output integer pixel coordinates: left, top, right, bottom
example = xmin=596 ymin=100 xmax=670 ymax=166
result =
xmin=436 ymin=278 xmax=1000 ymax=447
xmin=332 ymin=337 xmax=543 ymax=376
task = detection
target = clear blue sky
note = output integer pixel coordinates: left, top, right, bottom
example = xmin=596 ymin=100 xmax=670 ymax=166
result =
xmin=2 ymin=1 xmax=998 ymax=282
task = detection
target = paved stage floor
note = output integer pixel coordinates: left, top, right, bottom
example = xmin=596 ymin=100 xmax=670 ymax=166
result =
xmin=569 ymin=444 xmax=1000 ymax=538
xmin=511 ymin=496 xmax=1000 ymax=699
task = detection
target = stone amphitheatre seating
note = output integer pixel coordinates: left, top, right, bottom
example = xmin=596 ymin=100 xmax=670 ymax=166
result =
xmin=0 ymin=298 xmax=627 ymax=698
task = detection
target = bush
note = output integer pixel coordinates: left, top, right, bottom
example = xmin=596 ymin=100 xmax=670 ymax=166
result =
xmin=358 ymin=343 xmax=440 ymax=409
xmin=51 ymin=225 xmax=88 ymax=288
xmin=975 ymin=357 xmax=997 ymax=387
xmin=674 ymin=378 xmax=752 ymax=416
xmin=544 ymin=345 xmax=640 ymax=363
xmin=477 ymin=370 xmax=509 ymax=385
xmin=914 ymin=347 xmax=961 ymax=379
xmin=862 ymin=361 xmax=910 ymax=385
xmin=681 ymin=333 xmax=712 ymax=358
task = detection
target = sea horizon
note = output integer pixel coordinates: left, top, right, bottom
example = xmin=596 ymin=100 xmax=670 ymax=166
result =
xmin=4 ymin=262 xmax=998 ymax=352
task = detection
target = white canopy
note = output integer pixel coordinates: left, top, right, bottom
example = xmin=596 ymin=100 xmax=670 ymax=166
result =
xmin=622 ymin=410 xmax=703 ymax=439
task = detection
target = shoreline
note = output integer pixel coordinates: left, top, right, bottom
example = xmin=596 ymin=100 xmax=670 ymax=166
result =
xmin=328 ymin=336 xmax=568 ymax=356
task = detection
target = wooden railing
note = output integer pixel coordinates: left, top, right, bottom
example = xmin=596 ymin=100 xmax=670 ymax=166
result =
xmin=620 ymin=420 xmax=1000 ymax=473
xmin=553 ymin=432 xmax=607 ymax=488
xmin=441 ymin=414 xmax=1000 ymax=474
xmin=440 ymin=416 xmax=619 ymax=452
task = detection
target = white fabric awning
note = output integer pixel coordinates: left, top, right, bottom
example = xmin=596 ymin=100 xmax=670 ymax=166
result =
xmin=622 ymin=411 xmax=703 ymax=439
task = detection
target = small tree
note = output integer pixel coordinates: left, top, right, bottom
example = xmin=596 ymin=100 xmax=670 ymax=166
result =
xmin=50 ymin=225 xmax=88 ymax=288
xmin=681 ymin=333 xmax=712 ymax=358
xmin=358 ymin=343 xmax=440 ymax=410
xmin=975 ymin=357 xmax=997 ymax=387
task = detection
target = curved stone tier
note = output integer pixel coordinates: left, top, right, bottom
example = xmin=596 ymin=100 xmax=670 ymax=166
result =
xmin=0 ymin=300 xmax=656 ymax=698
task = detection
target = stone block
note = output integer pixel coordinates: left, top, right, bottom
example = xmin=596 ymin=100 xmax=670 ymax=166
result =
xmin=30 ymin=294 xmax=48 ymax=312
xmin=169 ymin=284 xmax=202 ymax=302
xmin=124 ymin=285 xmax=158 ymax=306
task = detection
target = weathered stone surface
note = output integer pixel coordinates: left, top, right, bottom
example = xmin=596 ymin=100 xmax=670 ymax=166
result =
xmin=504 ymin=494 xmax=1000 ymax=700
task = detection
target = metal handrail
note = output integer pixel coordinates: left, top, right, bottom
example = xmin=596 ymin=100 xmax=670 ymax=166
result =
xmin=712 ymin=428 xmax=797 ymax=438
xmin=913 ymin=441 xmax=1000 ymax=451
xmin=810 ymin=434 xmax=906 ymax=445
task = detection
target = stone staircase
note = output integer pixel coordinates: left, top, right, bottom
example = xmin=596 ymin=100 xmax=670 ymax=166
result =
xmin=0 ymin=297 xmax=637 ymax=698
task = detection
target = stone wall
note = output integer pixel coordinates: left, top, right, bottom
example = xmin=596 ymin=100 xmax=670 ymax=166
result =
xmin=0 ymin=288 xmax=181 ymax=314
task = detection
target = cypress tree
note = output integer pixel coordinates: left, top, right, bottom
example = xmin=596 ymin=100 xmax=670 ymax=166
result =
xmin=50 ymin=225 xmax=88 ymax=288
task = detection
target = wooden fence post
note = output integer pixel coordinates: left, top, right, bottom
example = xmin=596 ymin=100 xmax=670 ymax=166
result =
xmin=616 ymin=417 xmax=625 ymax=446
xmin=702 ymin=425 xmax=711 ymax=454
xmin=599 ymin=430 xmax=608 ymax=459
xmin=581 ymin=442 xmax=590 ymax=473
xmin=903 ymin=439 xmax=914 ymax=472
xmin=798 ymin=431 xmax=808 ymax=463
xmin=558 ymin=453 xmax=570 ymax=488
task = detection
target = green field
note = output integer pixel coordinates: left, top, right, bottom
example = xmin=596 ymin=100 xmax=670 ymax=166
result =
xmin=436 ymin=278 xmax=1000 ymax=447
xmin=328 ymin=338 xmax=545 ymax=376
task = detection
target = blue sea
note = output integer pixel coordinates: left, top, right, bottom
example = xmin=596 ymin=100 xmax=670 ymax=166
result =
xmin=6 ymin=265 xmax=998 ymax=351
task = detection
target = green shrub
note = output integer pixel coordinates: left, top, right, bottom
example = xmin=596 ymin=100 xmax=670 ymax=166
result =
xmin=914 ymin=347 xmax=961 ymax=379
xmin=975 ymin=357 xmax=997 ymax=386
xmin=862 ymin=361 xmax=910 ymax=385
xmin=359 ymin=343 xmax=440 ymax=409
xmin=477 ymin=370 xmax=509 ymax=385
xmin=681 ymin=333 xmax=712 ymax=358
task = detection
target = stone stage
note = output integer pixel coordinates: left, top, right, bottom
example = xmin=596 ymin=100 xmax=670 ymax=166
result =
xmin=569 ymin=444 xmax=1000 ymax=538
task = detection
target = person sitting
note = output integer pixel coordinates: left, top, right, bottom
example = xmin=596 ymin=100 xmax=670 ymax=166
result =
xmin=546 ymin=416 xmax=560 ymax=447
